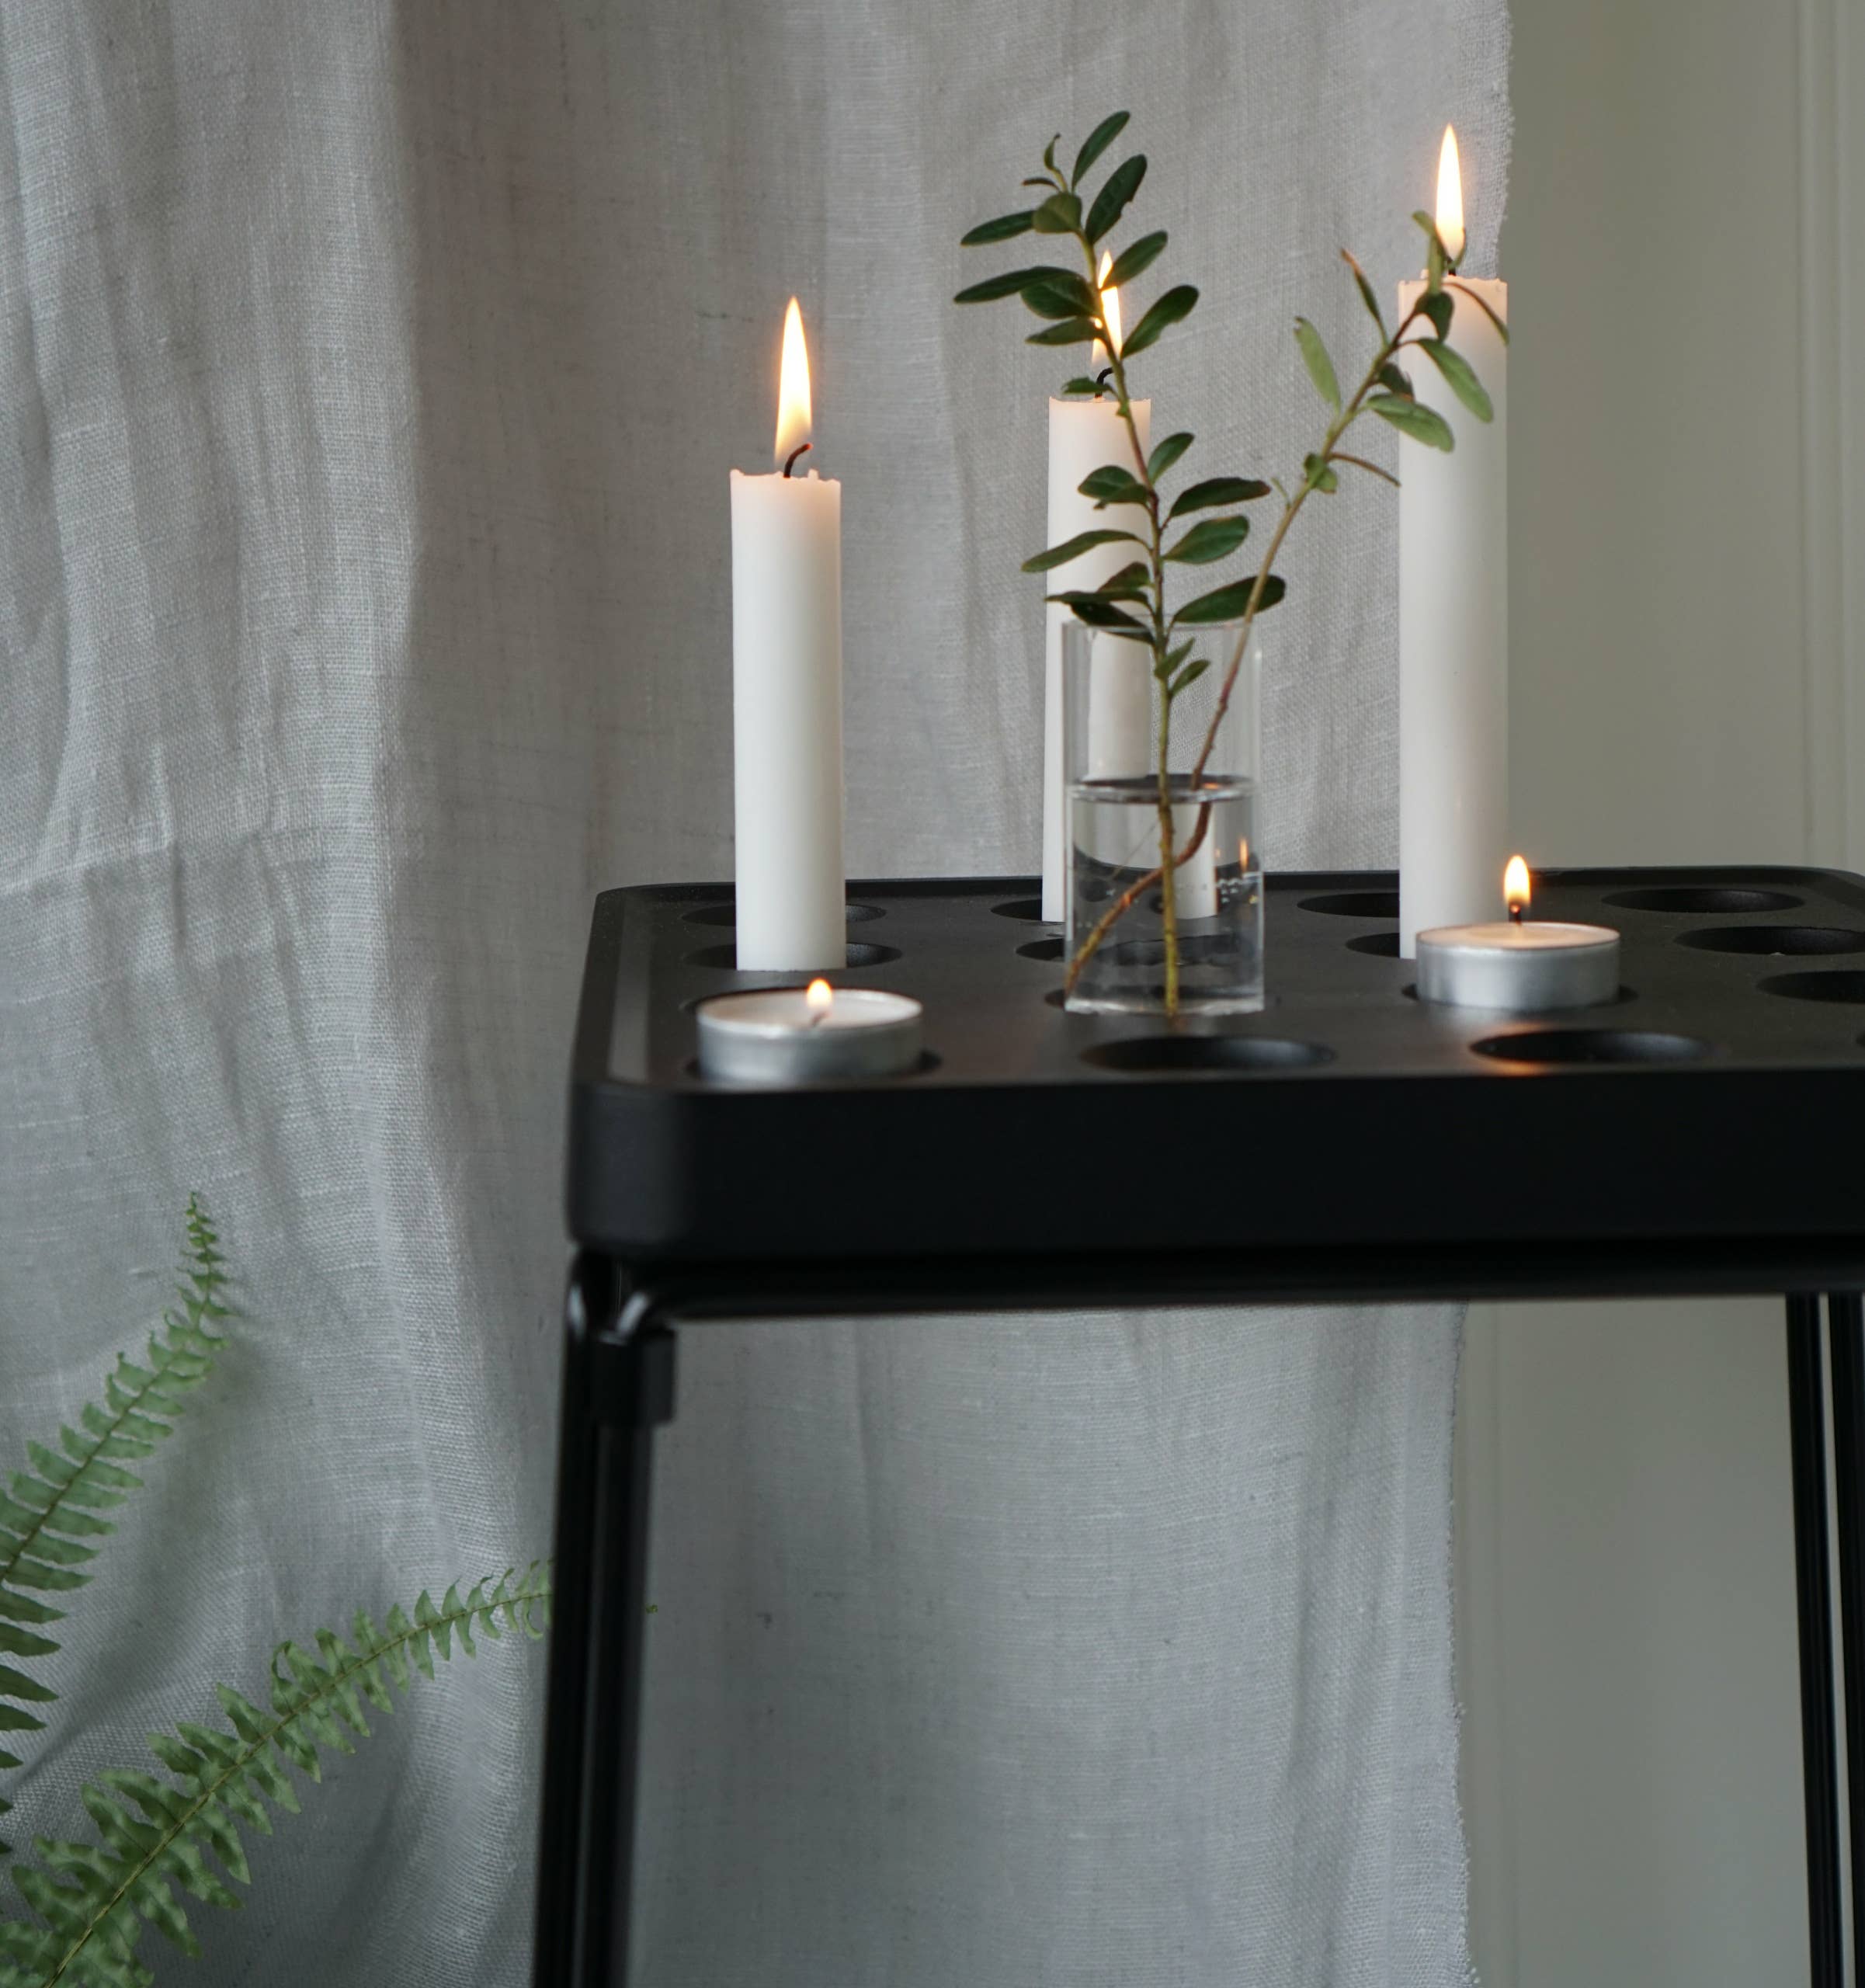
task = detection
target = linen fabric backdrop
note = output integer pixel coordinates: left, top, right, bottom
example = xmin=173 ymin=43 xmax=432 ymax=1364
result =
xmin=0 ymin=2 xmax=1509 ymax=1982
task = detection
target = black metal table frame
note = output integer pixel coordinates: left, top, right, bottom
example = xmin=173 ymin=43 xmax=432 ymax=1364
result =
xmin=531 ymin=1246 xmax=1865 ymax=1988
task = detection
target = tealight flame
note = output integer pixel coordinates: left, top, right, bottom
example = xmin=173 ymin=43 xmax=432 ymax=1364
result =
xmin=774 ymin=297 xmax=813 ymax=470
xmin=805 ymin=978 xmax=834 ymax=1017
xmin=1504 ymin=855 xmax=1530 ymax=921
xmin=1436 ymin=125 xmax=1466 ymax=267
xmin=1095 ymin=252 xmax=1124 ymax=363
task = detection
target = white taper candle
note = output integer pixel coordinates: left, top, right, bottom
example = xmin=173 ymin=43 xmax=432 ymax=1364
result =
xmin=728 ymin=300 xmax=846 ymax=971
xmin=1044 ymin=394 xmax=1149 ymax=920
xmin=1398 ymin=130 xmax=1508 ymax=959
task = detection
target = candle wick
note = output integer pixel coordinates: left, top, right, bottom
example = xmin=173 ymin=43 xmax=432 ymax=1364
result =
xmin=1509 ymin=903 xmax=1523 ymax=925
xmin=783 ymin=441 xmax=812 ymax=478
xmin=1094 ymin=368 xmax=1113 ymax=397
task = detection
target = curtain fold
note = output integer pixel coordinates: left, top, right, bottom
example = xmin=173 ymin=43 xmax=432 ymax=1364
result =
xmin=0 ymin=2 xmax=1507 ymax=1979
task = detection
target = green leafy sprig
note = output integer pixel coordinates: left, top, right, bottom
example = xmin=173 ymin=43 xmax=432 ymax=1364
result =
xmin=0 ymin=1200 xmax=232 ymax=1854
xmin=958 ymin=117 xmax=1507 ymax=1009
xmin=959 ymin=111 xmax=1277 ymax=1012
xmin=0 ymin=1569 xmax=550 ymax=1988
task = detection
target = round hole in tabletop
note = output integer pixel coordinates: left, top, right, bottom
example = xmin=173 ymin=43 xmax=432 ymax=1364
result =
xmin=1084 ymin=1035 xmax=1335 ymax=1074
xmin=1346 ymin=930 xmax=1401 ymax=958
xmin=1757 ymin=969 xmax=1865 ymax=1005
xmin=1298 ymin=890 xmax=1400 ymax=919
xmin=989 ymin=898 xmax=1049 ymax=923
xmin=683 ymin=901 xmax=884 ymax=928
xmin=1677 ymin=924 xmax=1865 ymax=957
xmin=1603 ymin=885 xmax=1804 ymax=916
xmin=1017 ymin=936 xmax=1065 ymax=963
xmin=1471 ymin=1027 xmax=1710 ymax=1065
xmin=683 ymin=940 xmax=902 ymax=971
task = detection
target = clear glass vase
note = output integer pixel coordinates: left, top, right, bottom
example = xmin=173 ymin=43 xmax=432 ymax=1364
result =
xmin=1061 ymin=618 xmax=1264 ymax=1017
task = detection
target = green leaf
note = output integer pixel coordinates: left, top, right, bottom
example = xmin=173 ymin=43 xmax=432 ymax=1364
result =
xmin=1303 ymin=453 xmax=1339 ymax=494
xmin=1077 ymin=464 xmax=1148 ymax=507
xmin=1294 ymin=318 xmax=1340 ymax=412
xmin=1026 ymin=318 xmax=1099 ymax=346
xmin=1173 ymin=575 xmax=1287 ymax=625
xmin=1147 ymin=432 xmax=1193 ymax=481
xmin=1340 ymin=248 xmax=1386 ymax=336
xmin=1094 ymin=561 xmax=1151 ymax=601
xmin=1022 ymin=528 xmax=1141 ymax=572
xmin=1106 ymin=230 xmax=1168 ymax=289
xmin=1378 ymin=362 xmax=1414 ymax=398
xmin=1427 ymin=231 xmax=1447 ymax=292
xmin=1071 ymin=111 xmax=1130 ymax=188
xmin=1165 ymin=516 xmax=1251 ymax=563
xmin=1048 ymin=593 xmax=1148 ymax=633
xmin=960 ymin=210 xmax=1035 ymax=246
xmin=1022 ymin=283 xmax=1091 ymax=321
xmin=1416 ymin=339 xmax=1493 ymax=421
xmin=1167 ymin=476 xmax=1271 ymax=521
xmin=1085 ymin=154 xmax=1147 ymax=243
xmin=1418 ymin=289 xmax=1453 ymax=341
xmin=1368 ymin=393 xmax=1455 ymax=449
xmin=1043 ymin=133 xmax=1061 ymax=176
xmin=1169 ymin=657 xmax=1211 ymax=696
xmin=1120 ymin=283 xmax=1197 ymax=358
xmin=1030 ymin=190 xmax=1082 ymax=235
xmin=1060 ymin=374 xmax=1106 ymax=397
xmin=1449 ymin=280 xmax=1511 ymax=344
xmin=953 ymin=264 xmax=1078 ymax=305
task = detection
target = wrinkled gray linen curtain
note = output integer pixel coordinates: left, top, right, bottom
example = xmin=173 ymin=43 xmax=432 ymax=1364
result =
xmin=0 ymin=2 xmax=1507 ymax=1982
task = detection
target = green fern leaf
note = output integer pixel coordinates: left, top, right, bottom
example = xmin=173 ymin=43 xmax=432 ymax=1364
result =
xmin=1 ymin=1566 xmax=550 ymax=1986
xmin=0 ymin=1197 xmax=235 ymax=1853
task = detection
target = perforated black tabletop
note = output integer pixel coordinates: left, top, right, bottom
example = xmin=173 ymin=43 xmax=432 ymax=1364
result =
xmin=564 ymin=867 xmax=1865 ymax=1286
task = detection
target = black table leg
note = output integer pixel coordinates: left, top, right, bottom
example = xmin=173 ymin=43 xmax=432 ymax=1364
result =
xmin=1830 ymin=1292 xmax=1865 ymax=1982
xmin=1790 ymin=1293 xmax=1846 ymax=1988
xmin=533 ymin=1256 xmax=676 ymax=1988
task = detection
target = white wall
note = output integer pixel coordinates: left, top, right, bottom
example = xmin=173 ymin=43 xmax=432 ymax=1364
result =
xmin=1457 ymin=0 xmax=1865 ymax=1980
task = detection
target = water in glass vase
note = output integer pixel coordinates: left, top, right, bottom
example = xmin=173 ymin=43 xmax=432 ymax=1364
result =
xmin=1065 ymin=771 xmax=1263 ymax=1015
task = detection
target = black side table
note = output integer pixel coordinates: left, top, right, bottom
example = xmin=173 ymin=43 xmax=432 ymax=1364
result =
xmin=533 ymin=868 xmax=1865 ymax=1988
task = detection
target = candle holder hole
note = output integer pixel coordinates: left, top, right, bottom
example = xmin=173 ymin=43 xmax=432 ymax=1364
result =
xmin=1084 ymin=1035 xmax=1334 ymax=1074
xmin=1471 ymin=1028 xmax=1710 ymax=1065
xmin=1346 ymin=931 xmax=1401 ymax=958
xmin=684 ymin=941 xmax=901 ymax=971
xmin=1604 ymin=885 xmax=1804 ymax=916
xmin=1018 ymin=937 xmax=1066 ymax=964
xmin=990 ymin=898 xmax=1051 ymax=923
xmin=1678 ymin=925 xmax=1865 ymax=957
xmin=1299 ymin=890 xmax=1400 ymax=919
xmin=1757 ymin=970 xmax=1865 ymax=1006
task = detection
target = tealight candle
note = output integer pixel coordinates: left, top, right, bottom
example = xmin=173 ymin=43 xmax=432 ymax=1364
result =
xmin=696 ymin=979 xmax=923 ymax=1084
xmin=1417 ymin=857 xmax=1620 ymax=1012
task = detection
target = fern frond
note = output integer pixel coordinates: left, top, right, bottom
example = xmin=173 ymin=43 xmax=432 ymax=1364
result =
xmin=0 ymin=1200 xmax=234 ymax=1853
xmin=0 ymin=1566 xmax=550 ymax=1988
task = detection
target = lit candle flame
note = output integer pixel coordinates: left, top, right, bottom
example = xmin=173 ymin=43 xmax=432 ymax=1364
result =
xmin=805 ymin=978 xmax=834 ymax=1020
xmin=1504 ymin=854 xmax=1530 ymax=920
xmin=774 ymin=297 xmax=813 ymax=470
xmin=1436 ymin=125 xmax=1466 ymax=267
xmin=1094 ymin=252 xmax=1124 ymax=367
